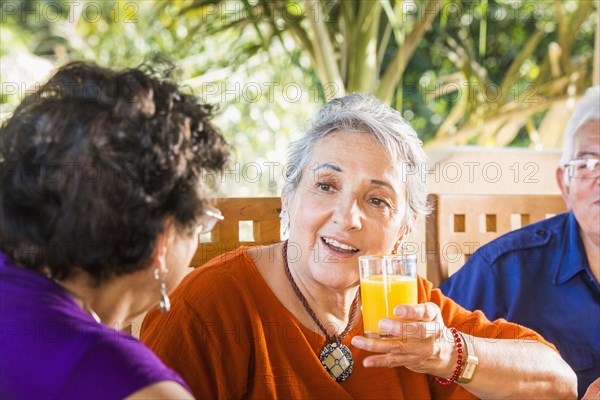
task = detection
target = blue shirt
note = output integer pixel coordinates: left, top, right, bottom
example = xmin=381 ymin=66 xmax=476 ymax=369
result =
xmin=440 ymin=212 xmax=600 ymax=398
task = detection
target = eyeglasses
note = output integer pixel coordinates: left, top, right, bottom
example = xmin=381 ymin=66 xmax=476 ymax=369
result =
xmin=564 ymin=158 xmax=600 ymax=179
xmin=198 ymin=208 xmax=224 ymax=235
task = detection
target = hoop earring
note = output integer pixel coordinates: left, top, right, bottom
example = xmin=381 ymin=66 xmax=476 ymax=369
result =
xmin=154 ymin=268 xmax=171 ymax=313
xmin=392 ymin=240 xmax=402 ymax=255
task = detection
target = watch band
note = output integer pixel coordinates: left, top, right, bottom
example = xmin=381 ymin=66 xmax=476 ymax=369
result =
xmin=457 ymin=332 xmax=478 ymax=383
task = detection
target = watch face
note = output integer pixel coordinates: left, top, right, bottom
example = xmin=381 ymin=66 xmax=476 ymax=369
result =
xmin=461 ymin=357 xmax=478 ymax=379
xmin=457 ymin=332 xmax=478 ymax=382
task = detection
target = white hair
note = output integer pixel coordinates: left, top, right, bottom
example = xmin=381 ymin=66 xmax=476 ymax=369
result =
xmin=282 ymin=93 xmax=430 ymax=232
xmin=560 ymin=86 xmax=600 ymax=166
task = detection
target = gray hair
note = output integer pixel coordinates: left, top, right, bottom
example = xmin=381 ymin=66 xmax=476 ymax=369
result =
xmin=560 ymin=86 xmax=600 ymax=166
xmin=282 ymin=93 xmax=430 ymax=231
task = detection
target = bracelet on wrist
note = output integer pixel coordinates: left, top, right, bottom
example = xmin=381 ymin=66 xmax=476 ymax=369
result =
xmin=457 ymin=332 xmax=478 ymax=383
xmin=433 ymin=328 xmax=463 ymax=386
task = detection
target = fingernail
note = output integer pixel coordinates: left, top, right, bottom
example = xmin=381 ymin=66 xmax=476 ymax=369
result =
xmin=351 ymin=337 xmax=364 ymax=346
xmin=378 ymin=319 xmax=393 ymax=331
xmin=394 ymin=306 xmax=406 ymax=318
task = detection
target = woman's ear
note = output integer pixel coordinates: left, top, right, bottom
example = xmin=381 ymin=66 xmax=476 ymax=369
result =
xmin=392 ymin=229 xmax=409 ymax=254
xmin=153 ymin=220 xmax=172 ymax=275
xmin=280 ymin=191 xmax=292 ymax=239
xmin=399 ymin=226 xmax=413 ymax=242
xmin=399 ymin=214 xmax=417 ymax=240
xmin=281 ymin=190 xmax=290 ymax=213
xmin=392 ymin=215 xmax=417 ymax=253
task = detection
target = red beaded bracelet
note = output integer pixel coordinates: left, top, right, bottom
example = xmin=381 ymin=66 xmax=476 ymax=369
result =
xmin=433 ymin=328 xmax=463 ymax=385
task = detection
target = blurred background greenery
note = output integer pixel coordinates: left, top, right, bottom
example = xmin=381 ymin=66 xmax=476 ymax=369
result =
xmin=1 ymin=0 xmax=597 ymax=196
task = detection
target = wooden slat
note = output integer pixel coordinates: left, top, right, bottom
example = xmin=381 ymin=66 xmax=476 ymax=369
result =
xmin=191 ymin=197 xmax=282 ymax=267
xmin=427 ymin=194 xmax=566 ymax=286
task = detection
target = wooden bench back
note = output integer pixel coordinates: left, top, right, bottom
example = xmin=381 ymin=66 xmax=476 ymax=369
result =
xmin=186 ymin=195 xmax=566 ymax=285
xmin=424 ymin=194 xmax=566 ymax=285
xmin=192 ymin=197 xmax=282 ymax=266
xmin=126 ymin=194 xmax=566 ymax=337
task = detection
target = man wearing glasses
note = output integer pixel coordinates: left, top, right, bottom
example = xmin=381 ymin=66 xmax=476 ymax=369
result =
xmin=440 ymin=86 xmax=599 ymax=398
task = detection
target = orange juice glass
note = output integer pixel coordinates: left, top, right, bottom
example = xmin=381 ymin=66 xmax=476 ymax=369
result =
xmin=359 ymin=254 xmax=417 ymax=338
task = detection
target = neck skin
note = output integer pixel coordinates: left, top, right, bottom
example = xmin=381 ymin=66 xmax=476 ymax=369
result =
xmin=581 ymin=229 xmax=600 ymax=283
xmin=56 ymin=268 xmax=158 ymax=330
xmin=285 ymin=248 xmax=360 ymax=337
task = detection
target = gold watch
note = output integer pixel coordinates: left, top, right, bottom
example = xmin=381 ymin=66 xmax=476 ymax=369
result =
xmin=457 ymin=333 xmax=478 ymax=383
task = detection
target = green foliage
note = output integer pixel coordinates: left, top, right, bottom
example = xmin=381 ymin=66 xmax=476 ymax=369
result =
xmin=407 ymin=0 xmax=596 ymax=148
xmin=1 ymin=0 xmax=597 ymax=196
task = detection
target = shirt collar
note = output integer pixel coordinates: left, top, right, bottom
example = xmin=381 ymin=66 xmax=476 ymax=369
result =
xmin=553 ymin=212 xmax=590 ymax=285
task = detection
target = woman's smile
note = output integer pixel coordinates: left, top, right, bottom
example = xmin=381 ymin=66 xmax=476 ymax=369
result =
xmin=321 ymin=236 xmax=360 ymax=256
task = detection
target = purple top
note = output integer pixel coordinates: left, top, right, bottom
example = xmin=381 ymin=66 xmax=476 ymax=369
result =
xmin=0 ymin=253 xmax=190 ymax=399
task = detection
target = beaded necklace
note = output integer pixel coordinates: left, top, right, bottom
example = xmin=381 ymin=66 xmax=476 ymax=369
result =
xmin=282 ymin=240 xmax=359 ymax=382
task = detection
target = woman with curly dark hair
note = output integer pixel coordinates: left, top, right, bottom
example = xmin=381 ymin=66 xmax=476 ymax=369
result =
xmin=0 ymin=61 xmax=229 ymax=398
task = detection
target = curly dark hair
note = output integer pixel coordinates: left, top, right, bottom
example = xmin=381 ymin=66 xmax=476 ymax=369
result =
xmin=0 ymin=61 xmax=229 ymax=284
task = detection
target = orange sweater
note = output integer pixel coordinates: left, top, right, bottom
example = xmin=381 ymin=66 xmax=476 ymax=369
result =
xmin=142 ymin=247 xmax=552 ymax=399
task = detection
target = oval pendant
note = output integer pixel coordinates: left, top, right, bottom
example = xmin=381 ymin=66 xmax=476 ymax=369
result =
xmin=319 ymin=342 xmax=354 ymax=382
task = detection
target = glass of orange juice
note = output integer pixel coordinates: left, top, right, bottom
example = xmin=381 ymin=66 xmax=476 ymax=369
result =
xmin=359 ymin=254 xmax=417 ymax=338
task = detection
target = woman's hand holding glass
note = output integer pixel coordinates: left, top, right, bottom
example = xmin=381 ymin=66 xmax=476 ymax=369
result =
xmin=351 ymin=302 xmax=458 ymax=379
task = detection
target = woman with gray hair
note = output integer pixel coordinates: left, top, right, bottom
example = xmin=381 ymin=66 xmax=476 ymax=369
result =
xmin=142 ymin=93 xmax=576 ymax=398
